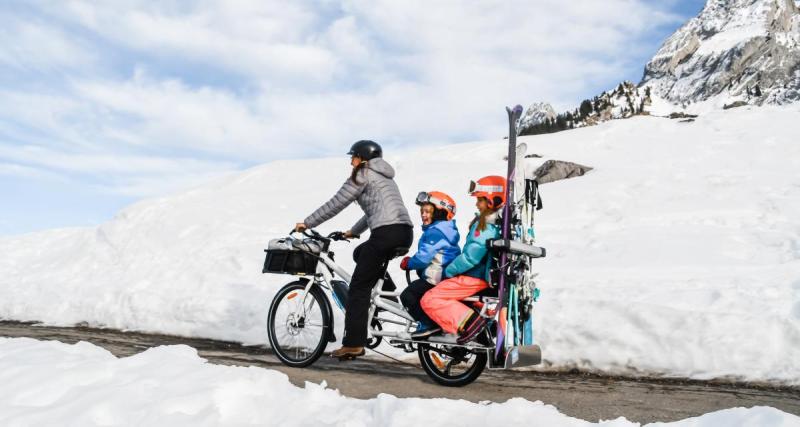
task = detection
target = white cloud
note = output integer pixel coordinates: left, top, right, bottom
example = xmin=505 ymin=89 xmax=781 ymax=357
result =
xmin=1 ymin=0 xmax=683 ymax=201
xmin=73 ymin=72 xmax=281 ymax=158
xmin=0 ymin=144 xmax=236 ymax=176
xmin=47 ymin=0 xmax=340 ymax=84
xmin=0 ymin=144 xmax=240 ymax=197
xmin=0 ymin=162 xmax=62 ymax=180
xmin=0 ymin=17 xmax=95 ymax=70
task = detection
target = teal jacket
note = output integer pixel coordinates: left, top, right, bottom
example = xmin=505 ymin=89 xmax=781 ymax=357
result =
xmin=444 ymin=212 xmax=501 ymax=282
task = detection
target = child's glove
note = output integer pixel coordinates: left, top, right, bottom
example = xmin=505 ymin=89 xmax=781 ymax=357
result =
xmin=399 ymin=256 xmax=411 ymax=270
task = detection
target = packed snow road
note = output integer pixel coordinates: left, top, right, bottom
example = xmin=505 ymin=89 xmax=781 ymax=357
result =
xmin=1 ymin=321 xmax=797 ymax=424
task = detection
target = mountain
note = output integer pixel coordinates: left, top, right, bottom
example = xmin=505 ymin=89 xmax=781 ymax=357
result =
xmin=518 ymin=102 xmax=557 ymax=131
xmin=641 ymin=0 xmax=800 ymax=107
xmin=520 ymin=0 xmax=800 ymax=135
xmin=520 ymin=82 xmax=652 ymax=136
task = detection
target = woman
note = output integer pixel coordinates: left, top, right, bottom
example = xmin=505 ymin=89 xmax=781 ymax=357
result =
xmin=421 ymin=175 xmax=505 ymax=345
xmin=295 ymin=140 xmax=413 ymax=359
xmin=398 ymin=191 xmax=460 ymax=338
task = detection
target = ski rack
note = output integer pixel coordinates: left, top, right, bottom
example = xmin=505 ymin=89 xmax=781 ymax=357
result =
xmin=485 ymin=237 xmax=545 ymax=370
xmin=486 ymin=238 xmax=546 ymax=258
xmin=493 ymin=344 xmax=542 ymax=369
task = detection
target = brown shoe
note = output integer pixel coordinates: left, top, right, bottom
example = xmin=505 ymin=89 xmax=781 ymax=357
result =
xmin=330 ymin=346 xmax=365 ymax=360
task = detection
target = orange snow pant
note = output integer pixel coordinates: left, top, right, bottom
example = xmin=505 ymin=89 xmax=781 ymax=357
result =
xmin=420 ymin=275 xmax=489 ymax=334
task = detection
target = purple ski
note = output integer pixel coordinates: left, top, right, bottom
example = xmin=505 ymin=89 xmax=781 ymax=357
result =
xmin=495 ymin=104 xmax=523 ymax=360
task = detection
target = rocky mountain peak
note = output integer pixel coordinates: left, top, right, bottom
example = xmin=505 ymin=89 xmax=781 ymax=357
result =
xmin=641 ymin=0 xmax=800 ymax=106
xmin=519 ymin=102 xmax=557 ymax=130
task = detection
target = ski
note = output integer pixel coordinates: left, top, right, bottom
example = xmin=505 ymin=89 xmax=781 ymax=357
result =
xmin=495 ymin=104 xmax=523 ymax=360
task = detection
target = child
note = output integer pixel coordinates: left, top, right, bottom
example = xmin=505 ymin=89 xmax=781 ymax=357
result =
xmin=399 ymin=191 xmax=460 ymax=338
xmin=421 ymin=176 xmax=505 ymax=345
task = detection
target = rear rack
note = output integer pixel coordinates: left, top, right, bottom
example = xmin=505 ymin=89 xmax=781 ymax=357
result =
xmin=486 ymin=238 xmax=546 ymax=258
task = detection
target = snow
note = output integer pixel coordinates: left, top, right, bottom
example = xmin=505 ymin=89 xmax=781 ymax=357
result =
xmin=1 ymin=105 xmax=800 ymax=385
xmin=693 ymin=25 xmax=765 ymax=55
xmin=1 ymin=337 xmax=798 ymax=427
xmin=641 ymin=94 xmax=678 ymax=116
xmin=690 ymin=0 xmax=772 ymax=55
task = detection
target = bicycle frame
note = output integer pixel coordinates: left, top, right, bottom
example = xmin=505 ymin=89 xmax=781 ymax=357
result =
xmin=300 ymin=247 xmax=418 ymax=341
xmin=287 ymin=236 xmax=528 ymax=361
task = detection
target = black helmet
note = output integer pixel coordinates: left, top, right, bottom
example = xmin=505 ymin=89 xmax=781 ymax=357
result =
xmin=347 ymin=140 xmax=382 ymax=160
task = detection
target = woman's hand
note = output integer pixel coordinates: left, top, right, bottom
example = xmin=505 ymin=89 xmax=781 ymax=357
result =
xmin=294 ymin=223 xmax=307 ymax=233
xmin=344 ymin=230 xmax=358 ymax=239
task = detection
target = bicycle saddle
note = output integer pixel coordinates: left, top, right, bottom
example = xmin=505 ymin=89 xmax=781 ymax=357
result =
xmin=391 ymin=246 xmax=409 ymax=258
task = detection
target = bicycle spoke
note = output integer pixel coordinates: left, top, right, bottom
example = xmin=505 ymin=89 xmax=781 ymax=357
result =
xmin=305 ymin=295 xmax=317 ymax=314
xmin=303 ymin=321 xmax=324 ymax=327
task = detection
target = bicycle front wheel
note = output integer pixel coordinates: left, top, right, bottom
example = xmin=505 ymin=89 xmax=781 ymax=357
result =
xmin=267 ymin=281 xmax=331 ymax=367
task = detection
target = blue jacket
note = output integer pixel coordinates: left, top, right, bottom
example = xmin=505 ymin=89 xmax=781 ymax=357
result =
xmin=406 ymin=220 xmax=461 ymax=284
xmin=444 ymin=213 xmax=501 ymax=282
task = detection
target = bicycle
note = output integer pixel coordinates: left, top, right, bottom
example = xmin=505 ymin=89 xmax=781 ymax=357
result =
xmin=263 ymin=228 xmax=543 ymax=387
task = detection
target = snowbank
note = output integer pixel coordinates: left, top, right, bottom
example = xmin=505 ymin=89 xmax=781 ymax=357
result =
xmin=1 ymin=338 xmax=797 ymax=427
xmin=1 ymin=105 xmax=799 ymax=384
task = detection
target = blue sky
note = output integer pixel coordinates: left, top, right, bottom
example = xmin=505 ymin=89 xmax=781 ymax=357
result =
xmin=0 ymin=0 xmax=706 ymax=236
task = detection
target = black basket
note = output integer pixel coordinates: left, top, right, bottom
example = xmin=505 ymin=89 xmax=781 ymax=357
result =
xmin=262 ymin=249 xmax=319 ymax=275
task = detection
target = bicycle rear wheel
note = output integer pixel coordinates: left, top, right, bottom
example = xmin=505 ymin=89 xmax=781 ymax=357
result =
xmin=418 ymin=343 xmax=487 ymax=387
xmin=267 ymin=281 xmax=331 ymax=367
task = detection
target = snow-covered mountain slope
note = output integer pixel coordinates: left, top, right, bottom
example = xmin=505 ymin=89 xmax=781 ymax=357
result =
xmin=521 ymin=0 xmax=800 ymax=135
xmin=520 ymin=82 xmax=652 ymax=135
xmin=642 ymin=0 xmax=800 ymax=107
xmin=1 ymin=106 xmax=799 ymax=384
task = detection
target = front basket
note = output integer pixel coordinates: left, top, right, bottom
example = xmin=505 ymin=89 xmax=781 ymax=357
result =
xmin=262 ymin=249 xmax=319 ymax=275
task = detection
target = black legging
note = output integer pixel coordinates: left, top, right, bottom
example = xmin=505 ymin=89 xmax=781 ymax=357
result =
xmin=400 ymin=278 xmax=435 ymax=325
xmin=342 ymin=224 xmax=413 ymax=347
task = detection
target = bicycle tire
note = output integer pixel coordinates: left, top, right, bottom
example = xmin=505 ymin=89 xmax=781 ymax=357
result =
xmin=418 ymin=343 xmax=487 ymax=387
xmin=267 ymin=281 xmax=332 ymax=368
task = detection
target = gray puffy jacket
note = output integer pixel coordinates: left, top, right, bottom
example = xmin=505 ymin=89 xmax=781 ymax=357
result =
xmin=304 ymin=158 xmax=412 ymax=235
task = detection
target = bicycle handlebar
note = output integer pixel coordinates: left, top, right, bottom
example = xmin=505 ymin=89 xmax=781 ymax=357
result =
xmin=288 ymin=228 xmax=351 ymax=243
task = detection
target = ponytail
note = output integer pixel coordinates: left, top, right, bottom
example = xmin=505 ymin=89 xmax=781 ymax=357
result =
xmin=350 ymin=162 xmax=366 ymax=184
xmin=469 ymin=207 xmax=498 ymax=232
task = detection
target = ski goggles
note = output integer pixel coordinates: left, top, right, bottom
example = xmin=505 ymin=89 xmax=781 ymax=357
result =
xmin=415 ymin=192 xmax=456 ymax=214
xmin=468 ymin=181 xmax=504 ymax=194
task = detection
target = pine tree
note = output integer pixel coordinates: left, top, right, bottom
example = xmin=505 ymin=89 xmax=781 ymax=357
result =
xmin=580 ymin=100 xmax=592 ymax=118
xmin=754 ymin=84 xmax=762 ymax=97
xmin=556 ymin=114 xmax=567 ymax=130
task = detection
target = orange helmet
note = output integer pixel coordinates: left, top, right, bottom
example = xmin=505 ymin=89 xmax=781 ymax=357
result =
xmin=415 ymin=191 xmax=457 ymax=220
xmin=469 ymin=175 xmax=506 ymax=209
